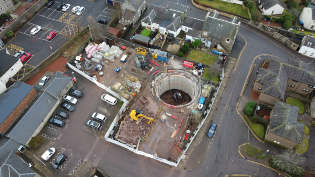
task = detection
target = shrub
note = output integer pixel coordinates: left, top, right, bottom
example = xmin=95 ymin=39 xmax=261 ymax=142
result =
xmin=251 ymin=116 xmax=258 ymax=122
xmin=246 ymin=101 xmax=256 ymax=108
xmin=244 ymin=106 xmax=253 ymax=115
xmin=251 ymin=11 xmax=261 ymax=21
xmin=287 ymin=1 xmax=298 ymax=9
xmin=28 ymin=135 xmax=46 ymax=149
xmin=177 ymin=51 xmax=184 ymax=57
xmin=305 ymin=0 xmax=309 ymax=6
xmin=6 ymin=31 xmax=14 ymax=37
xmin=180 ymin=43 xmax=189 ymax=53
xmin=256 ymin=115 xmax=270 ymax=125
xmin=0 ymin=13 xmax=7 ymax=20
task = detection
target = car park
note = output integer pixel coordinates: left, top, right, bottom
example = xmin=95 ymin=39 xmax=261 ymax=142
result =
xmin=61 ymin=102 xmax=74 ymax=112
xmin=63 ymin=95 xmax=78 ymax=104
xmin=62 ymin=4 xmax=71 ymax=12
xmin=76 ymin=7 xmax=85 ymax=16
xmin=56 ymin=3 xmax=65 ymax=11
xmin=49 ymin=118 xmax=65 ymax=127
xmin=41 ymin=147 xmax=56 ymax=161
xmin=55 ymin=110 xmax=69 ymax=119
xmin=46 ymin=0 xmax=55 ymax=8
xmin=30 ymin=26 xmax=41 ymax=35
xmin=97 ymin=18 xmax=108 ymax=24
xmin=52 ymin=154 xmax=66 ymax=169
xmin=92 ymin=112 xmax=107 ymax=122
xmin=69 ymin=89 xmax=83 ymax=98
xmin=20 ymin=53 xmax=31 ymax=63
xmin=47 ymin=31 xmax=57 ymax=40
xmin=39 ymin=76 xmax=49 ymax=86
xmin=87 ymin=120 xmax=102 ymax=130
xmin=72 ymin=6 xmax=80 ymax=13
xmin=207 ymin=123 xmax=217 ymax=138
xmin=14 ymin=51 xmax=25 ymax=58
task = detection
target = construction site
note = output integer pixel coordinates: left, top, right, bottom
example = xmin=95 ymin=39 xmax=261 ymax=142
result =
xmin=70 ymin=40 xmax=218 ymax=164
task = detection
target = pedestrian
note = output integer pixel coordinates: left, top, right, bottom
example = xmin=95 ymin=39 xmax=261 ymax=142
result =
xmin=50 ymin=46 xmax=53 ymax=51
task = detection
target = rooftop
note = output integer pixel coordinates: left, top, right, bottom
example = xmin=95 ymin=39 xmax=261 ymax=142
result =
xmin=260 ymin=0 xmax=283 ymax=10
xmin=301 ymin=35 xmax=315 ymax=48
xmin=183 ymin=16 xmax=204 ymax=31
xmin=0 ymin=49 xmax=19 ymax=77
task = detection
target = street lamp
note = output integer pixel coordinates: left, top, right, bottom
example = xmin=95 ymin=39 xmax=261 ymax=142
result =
xmin=262 ymin=149 xmax=269 ymax=157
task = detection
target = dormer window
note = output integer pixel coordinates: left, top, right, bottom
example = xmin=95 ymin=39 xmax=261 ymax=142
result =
xmin=258 ymin=88 xmax=262 ymax=90
xmin=309 ymin=85 xmax=313 ymax=88
xmin=226 ymin=38 xmax=230 ymax=43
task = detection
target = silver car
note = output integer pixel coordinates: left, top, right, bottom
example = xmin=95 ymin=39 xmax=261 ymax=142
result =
xmin=63 ymin=95 xmax=78 ymax=104
xmin=76 ymin=7 xmax=85 ymax=16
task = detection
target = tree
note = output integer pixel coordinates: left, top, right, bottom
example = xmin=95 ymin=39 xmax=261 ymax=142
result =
xmin=180 ymin=43 xmax=189 ymax=53
xmin=251 ymin=11 xmax=261 ymax=21
xmin=6 ymin=31 xmax=14 ymax=37
xmin=177 ymin=51 xmax=184 ymax=57
xmin=251 ymin=116 xmax=258 ymax=122
xmin=287 ymin=1 xmax=298 ymax=9
xmin=244 ymin=106 xmax=253 ymax=115
xmin=289 ymin=8 xmax=302 ymax=23
xmin=192 ymin=39 xmax=201 ymax=48
xmin=246 ymin=101 xmax=256 ymax=108
xmin=270 ymin=150 xmax=305 ymax=176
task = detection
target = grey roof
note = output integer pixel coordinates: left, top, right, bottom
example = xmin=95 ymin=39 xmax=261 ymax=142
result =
xmin=183 ymin=16 xmax=204 ymax=31
xmin=269 ymin=101 xmax=304 ymax=144
xmin=166 ymin=17 xmax=182 ymax=31
xmin=45 ymin=72 xmax=72 ymax=98
xmin=256 ymin=58 xmax=315 ymax=99
xmin=301 ymin=35 xmax=315 ymax=49
xmin=187 ymin=29 xmax=202 ymax=38
xmin=231 ymin=16 xmax=238 ymax=24
xmin=160 ymin=19 xmax=172 ymax=28
xmin=0 ymin=151 xmax=36 ymax=177
xmin=313 ymin=8 xmax=315 ymax=20
xmin=0 ymin=138 xmax=21 ymax=160
xmin=202 ymin=11 xmax=239 ymax=40
xmin=149 ymin=5 xmax=182 ymax=21
xmin=8 ymin=92 xmax=58 ymax=145
xmin=0 ymin=81 xmax=34 ymax=125
xmin=133 ymin=34 xmax=150 ymax=43
xmin=260 ymin=0 xmax=283 ymax=10
xmin=122 ymin=9 xmax=136 ymax=21
xmin=128 ymin=0 xmax=144 ymax=10
xmin=0 ymin=49 xmax=19 ymax=77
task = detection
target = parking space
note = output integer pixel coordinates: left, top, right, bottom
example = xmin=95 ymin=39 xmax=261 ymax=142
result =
xmin=96 ymin=5 xmax=115 ymax=22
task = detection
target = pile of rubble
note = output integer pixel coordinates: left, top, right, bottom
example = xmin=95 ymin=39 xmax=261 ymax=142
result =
xmin=85 ymin=42 xmax=124 ymax=63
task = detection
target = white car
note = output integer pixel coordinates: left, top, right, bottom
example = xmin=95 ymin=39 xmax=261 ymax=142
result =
xmin=41 ymin=147 xmax=56 ymax=161
xmin=63 ymin=95 xmax=78 ymax=104
xmin=62 ymin=4 xmax=71 ymax=12
xmin=72 ymin=6 xmax=80 ymax=13
xmin=76 ymin=7 xmax=85 ymax=16
xmin=30 ymin=26 xmax=42 ymax=35
xmin=92 ymin=112 xmax=107 ymax=122
xmin=39 ymin=76 xmax=50 ymax=86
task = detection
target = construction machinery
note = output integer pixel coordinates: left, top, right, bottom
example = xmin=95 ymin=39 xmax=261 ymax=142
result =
xmin=130 ymin=109 xmax=154 ymax=124
xmin=137 ymin=47 xmax=147 ymax=55
xmin=135 ymin=55 xmax=148 ymax=70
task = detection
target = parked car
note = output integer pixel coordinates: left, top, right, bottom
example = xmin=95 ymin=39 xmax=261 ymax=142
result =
xmin=56 ymin=3 xmax=65 ymax=10
xmin=62 ymin=4 xmax=71 ymax=12
xmin=63 ymin=95 xmax=78 ymax=104
xmin=41 ymin=147 xmax=56 ymax=161
xmin=49 ymin=118 xmax=65 ymax=127
xmin=61 ymin=102 xmax=74 ymax=111
xmin=39 ymin=76 xmax=49 ymax=86
xmin=20 ymin=53 xmax=31 ymax=63
xmin=55 ymin=110 xmax=69 ymax=119
xmin=97 ymin=18 xmax=108 ymax=24
xmin=46 ymin=0 xmax=55 ymax=8
xmin=30 ymin=26 xmax=41 ymax=35
xmin=47 ymin=31 xmax=57 ymax=40
xmin=72 ymin=6 xmax=80 ymax=13
xmin=207 ymin=123 xmax=217 ymax=138
xmin=69 ymin=89 xmax=83 ymax=98
xmin=52 ymin=154 xmax=66 ymax=169
xmin=87 ymin=120 xmax=102 ymax=130
xmin=14 ymin=51 xmax=25 ymax=58
xmin=76 ymin=7 xmax=85 ymax=16
xmin=92 ymin=112 xmax=107 ymax=122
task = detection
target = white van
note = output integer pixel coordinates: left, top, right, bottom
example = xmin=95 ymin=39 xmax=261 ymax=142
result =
xmin=120 ymin=55 xmax=127 ymax=62
xmin=76 ymin=7 xmax=85 ymax=16
xmin=101 ymin=94 xmax=117 ymax=105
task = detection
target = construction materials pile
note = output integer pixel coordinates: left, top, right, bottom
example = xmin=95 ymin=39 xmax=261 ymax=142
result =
xmin=85 ymin=42 xmax=123 ymax=63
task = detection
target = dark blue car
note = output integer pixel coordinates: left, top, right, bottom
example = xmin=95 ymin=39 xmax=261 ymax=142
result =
xmin=207 ymin=123 xmax=217 ymax=137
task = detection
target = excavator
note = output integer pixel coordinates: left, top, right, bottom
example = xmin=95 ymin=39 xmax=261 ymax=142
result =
xmin=130 ymin=109 xmax=154 ymax=124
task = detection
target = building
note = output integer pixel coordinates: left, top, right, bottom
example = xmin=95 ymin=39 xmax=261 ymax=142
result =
xmin=265 ymin=101 xmax=305 ymax=149
xmin=0 ymin=81 xmax=37 ymax=134
xmin=253 ymin=58 xmax=315 ymax=106
xmin=201 ymin=11 xmax=240 ymax=51
xmin=0 ymin=49 xmax=24 ymax=94
xmin=112 ymin=0 xmax=147 ymax=26
xmin=258 ymin=0 xmax=285 ymax=15
xmin=7 ymin=72 xmax=73 ymax=146
xmin=220 ymin=0 xmax=243 ymax=5
xmin=0 ymin=0 xmax=14 ymax=14
xmin=299 ymin=7 xmax=315 ymax=30
xmin=182 ymin=16 xmax=204 ymax=43
xmin=298 ymin=35 xmax=315 ymax=57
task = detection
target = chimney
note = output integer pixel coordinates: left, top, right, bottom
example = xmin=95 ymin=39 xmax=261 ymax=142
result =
xmin=184 ymin=9 xmax=187 ymax=17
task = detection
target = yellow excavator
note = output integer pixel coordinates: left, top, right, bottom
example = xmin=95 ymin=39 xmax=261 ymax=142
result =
xmin=130 ymin=109 xmax=154 ymax=124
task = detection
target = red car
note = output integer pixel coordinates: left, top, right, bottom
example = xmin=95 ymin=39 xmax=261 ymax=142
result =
xmin=20 ymin=53 xmax=31 ymax=63
xmin=47 ymin=31 xmax=57 ymax=40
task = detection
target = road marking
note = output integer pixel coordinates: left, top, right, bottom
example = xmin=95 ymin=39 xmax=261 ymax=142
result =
xmin=96 ymin=5 xmax=109 ymax=20
xmin=47 ymin=9 xmax=56 ymax=18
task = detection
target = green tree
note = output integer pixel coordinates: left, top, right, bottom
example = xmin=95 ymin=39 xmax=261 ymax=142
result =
xmin=6 ymin=31 xmax=14 ymax=38
xmin=251 ymin=116 xmax=258 ymax=122
xmin=287 ymin=1 xmax=298 ymax=9
xmin=180 ymin=43 xmax=189 ymax=53
xmin=244 ymin=106 xmax=253 ymax=115
xmin=251 ymin=11 xmax=261 ymax=21
xmin=177 ymin=51 xmax=184 ymax=57
xmin=192 ymin=39 xmax=201 ymax=48
xmin=246 ymin=101 xmax=256 ymax=108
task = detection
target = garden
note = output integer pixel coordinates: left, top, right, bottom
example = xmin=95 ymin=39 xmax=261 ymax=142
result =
xmin=286 ymin=97 xmax=305 ymax=114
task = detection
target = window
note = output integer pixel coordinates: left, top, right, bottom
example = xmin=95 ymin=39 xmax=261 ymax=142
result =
xmin=292 ymin=79 xmax=299 ymax=83
xmin=226 ymin=38 xmax=230 ymax=43
xmin=258 ymin=88 xmax=262 ymax=90
xmin=303 ymin=88 xmax=306 ymax=91
xmin=306 ymin=89 xmax=309 ymax=92
xmin=288 ymin=84 xmax=295 ymax=88
xmin=309 ymin=85 xmax=313 ymax=88
xmin=1 ymin=8 xmax=3 ymax=11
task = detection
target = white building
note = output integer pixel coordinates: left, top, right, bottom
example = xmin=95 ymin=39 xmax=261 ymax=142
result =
xmin=298 ymin=35 xmax=315 ymax=58
xmin=258 ymin=0 xmax=284 ymax=15
xmin=0 ymin=49 xmax=23 ymax=94
xmin=220 ymin=0 xmax=243 ymax=5
xmin=300 ymin=7 xmax=315 ymax=30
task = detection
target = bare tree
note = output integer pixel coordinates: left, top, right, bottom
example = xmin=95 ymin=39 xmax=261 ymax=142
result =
xmin=206 ymin=64 xmax=221 ymax=80
xmin=270 ymin=150 xmax=305 ymax=176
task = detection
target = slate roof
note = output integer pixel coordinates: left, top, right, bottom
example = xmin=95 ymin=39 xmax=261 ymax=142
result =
xmin=0 ymin=49 xmax=19 ymax=77
xmin=45 ymin=72 xmax=72 ymax=98
xmin=183 ymin=16 xmax=204 ymax=30
xmin=0 ymin=81 xmax=34 ymax=125
xmin=149 ymin=5 xmax=182 ymax=21
xmin=8 ymin=92 xmax=58 ymax=145
xmin=269 ymin=101 xmax=304 ymax=144
xmin=260 ymin=0 xmax=283 ymax=10
xmin=187 ymin=29 xmax=202 ymax=38
xmin=256 ymin=58 xmax=315 ymax=99
xmin=0 ymin=151 xmax=36 ymax=177
xmin=166 ymin=17 xmax=182 ymax=32
xmin=133 ymin=34 xmax=150 ymax=44
xmin=122 ymin=9 xmax=136 ymax=21
xmin=301 ymin=35 xmax=315 ymax=49
xmin=159 ymin=19 xmax=172 ymax=28
xmin=128 ymin=0 xmax=144 ymax=10
xmin=0 ymin=138 xmax=21 ymax=160
xmin=313 ymin=8 xmax=315 ymax=20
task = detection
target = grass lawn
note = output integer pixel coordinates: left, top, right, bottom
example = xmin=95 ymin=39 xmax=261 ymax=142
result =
xmin=189 ymin=50 xmax=217 ymax=65
xmin=293 ymin=29 xmax=314 ymax=36
xmin=295 ymin=138 xmax=309 ymax=154
xmin=299 ymin=120 xmax=310 ymax=135
xmin=244 ymin=115 xmax=265 ymax=138
xmin=197 ymin=0 xmax=249 ymax=19
xmin=286 ymin=97 xmax=305 ymax=114
xmin=141 ymin=29 xmax=151 ymax=37
xmin=203 ymin=67 xmax=220 ymax=83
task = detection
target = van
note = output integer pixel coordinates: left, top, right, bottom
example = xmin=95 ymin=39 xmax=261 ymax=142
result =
xmin=101 ymin=94 xmax=117 ymax=105
xmin=76 ymin=7 xmax=85 ymax=15
xmin=198 ymin=97 xmax=205 ymax=110
xmin=182 ymin=60 xmax=193 ymax=69
xmin=120 ymin=55 xmax=127 ymax=62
